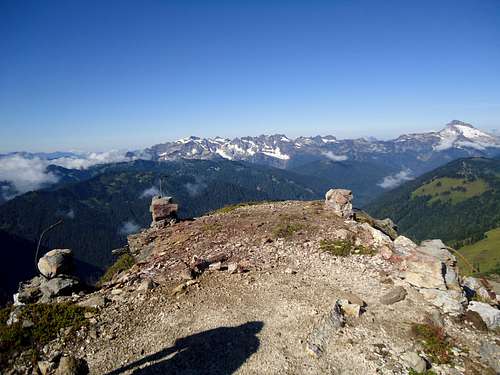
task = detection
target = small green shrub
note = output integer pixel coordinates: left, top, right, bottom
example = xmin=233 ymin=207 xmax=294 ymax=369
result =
xmin=320 ymin=239 xmax=375 ymax=256
xmin=98 ymin=253 xmax=135 ymax=286
xmin=272 ymin=222 xmax=304 ymax=238
xmin=411 ymin=322 xmax=452 ymax=364
xmin=0 ymin=303 xmax=88 ymax=369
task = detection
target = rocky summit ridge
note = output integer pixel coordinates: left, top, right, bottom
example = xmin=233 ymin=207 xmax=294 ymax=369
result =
xmin=4 ymin=190 xmax=500 ymax=374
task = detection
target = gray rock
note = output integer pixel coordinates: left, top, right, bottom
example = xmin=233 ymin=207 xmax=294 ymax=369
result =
xmin=419 ymin=289 xmax=466 ymax=315
xmin=404 ymin=259 xmax=447 ymax=290
xmin=480 ymin=342 xmax=500 ymax=373
xmin=401 ymin=351 xmax=427 ymax=373
xmin=380 ymin=286 xmax=407 ymax=305
xmin=227 ymin=262 xmax=238 ymax=274
xmin=306 ymin=301 xmax=345 ymax=358
xmin=77 ymin=295 xmax=107 ymax=308
xmin=37 ymin=249 xmax=73 ymax=279
xmin=137 ymin=278 xmax=155 ymax=291
xmin=418 ymin=240 xmax=455 ymax=263
xmin=40 ymin=276 xmax=79 ymax=298
xmin=393 ymin=235 xmax=417 ymax=256
xmin=467 ymin=301 xmax=500 ymax=330
xmin=55 ymin=356 xmax=89 ymax=375
xmin=325 ymin=189 xmax=353 ymax=218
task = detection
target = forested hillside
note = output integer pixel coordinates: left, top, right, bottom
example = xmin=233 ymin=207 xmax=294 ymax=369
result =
xmin=0 ymin=159 xmax=331 ymax=296
xmin=366 ymin=157 xmax=500 ymax=249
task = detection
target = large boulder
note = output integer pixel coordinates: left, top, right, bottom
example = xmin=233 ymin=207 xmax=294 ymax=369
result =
xmin=325 ymin=189 xmax=353 ymax=218
xmin=403 ymin=258 xmax=447 ymax=290
xmin=467 ymin=301 xmax=500 ymax=330
xmin=40 ymin=277 xmax=80 ymax=299
xmin=37 ymin=249 xmax=73 ymax=279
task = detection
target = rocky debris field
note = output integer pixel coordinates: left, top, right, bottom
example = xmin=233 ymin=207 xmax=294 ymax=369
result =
xmin=3 ymin=194 xmax=500 ymax=374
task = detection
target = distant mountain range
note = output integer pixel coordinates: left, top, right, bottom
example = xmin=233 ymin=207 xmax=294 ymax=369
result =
xmin=145 ymin=120 xmax=500 ymax=173
xmin=2 ymin=120 xmax=499 ymax=204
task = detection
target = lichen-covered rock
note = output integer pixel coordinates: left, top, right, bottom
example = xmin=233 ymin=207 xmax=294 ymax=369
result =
xmin=37 ymin=249 xmax=73 ymax=279
xmin=325 ymin=189 xmax=353 ymax=218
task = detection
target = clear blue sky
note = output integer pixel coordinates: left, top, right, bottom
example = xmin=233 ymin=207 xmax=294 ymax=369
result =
xmin=1 ymin=0 xmax=499 ymax=152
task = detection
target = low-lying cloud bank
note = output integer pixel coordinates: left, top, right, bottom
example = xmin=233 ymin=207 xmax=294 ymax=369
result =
xmin=0 ymin=151 xmax=145 ymax=201
xmin=378 ymin=169 xmax=413 ymax=189
xmin=322 ymin=151 xmax=348 ymax=161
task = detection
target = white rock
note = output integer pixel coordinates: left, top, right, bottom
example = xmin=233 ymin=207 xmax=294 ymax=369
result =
xmin=393 ymin=235 xmax=417 ymax=256
xmin=404 ymin=259 xmax=446 ymax=290
xmin=401 ymin=351 xmax=427 ymax=373
xmin=468 ymin=301 xmax=500 ymax=330
xmin=419 ymin=289 xmax=466 ymax=315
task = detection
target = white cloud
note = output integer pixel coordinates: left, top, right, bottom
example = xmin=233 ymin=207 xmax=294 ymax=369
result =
xmin=0 ymin=150 xmax=145 ymax=201
xmin=140 ymin=186 xmax=160 ymax=198
xmin=49 ymin=150 xmax=141 ymax=170
xmin=378 ymin=169 xmax=413 ymax=189
xmin=184 ymin=181 xmax=207 ymax=197
xmin=0 ymin=154 xmax=60 ymax=199
xmin=118 ymin=220 xmax=141 ymax=235
xmin=322 ymin=151 xmax=348 ymax=161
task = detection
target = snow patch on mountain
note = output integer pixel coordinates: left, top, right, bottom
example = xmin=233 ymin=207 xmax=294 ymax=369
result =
xmin=262 ymin=147 xmax=290 ymax=160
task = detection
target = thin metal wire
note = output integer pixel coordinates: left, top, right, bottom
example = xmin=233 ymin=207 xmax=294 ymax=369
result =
xmin=34 ymin=219 xmax=63 ymax=273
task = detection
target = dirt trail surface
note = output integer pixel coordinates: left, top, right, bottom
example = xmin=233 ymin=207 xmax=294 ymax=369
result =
xmin=52 ymin=201 xmax=497 ymax=374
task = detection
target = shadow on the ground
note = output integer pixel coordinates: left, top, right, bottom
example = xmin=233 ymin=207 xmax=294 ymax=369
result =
xmin=105 ymin=321 xmax=264 ymax=375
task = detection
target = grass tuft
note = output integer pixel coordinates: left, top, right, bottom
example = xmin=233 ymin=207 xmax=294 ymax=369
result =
xmin=212 ymin=201 xmax=269 ymax=215
xmin=320 ymin=239 xmax=375 ymax=256
xmin=98 ymin=253 xmax=135 ymax=286
xmin=0 ymin=303 xmax=89 ymax=369
xmin=272 ymin=221 xmax=304 ymax=238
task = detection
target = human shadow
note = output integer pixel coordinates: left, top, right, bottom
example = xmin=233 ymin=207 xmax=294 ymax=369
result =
xmin=106 ymin=321 xmax=264 ymax=375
